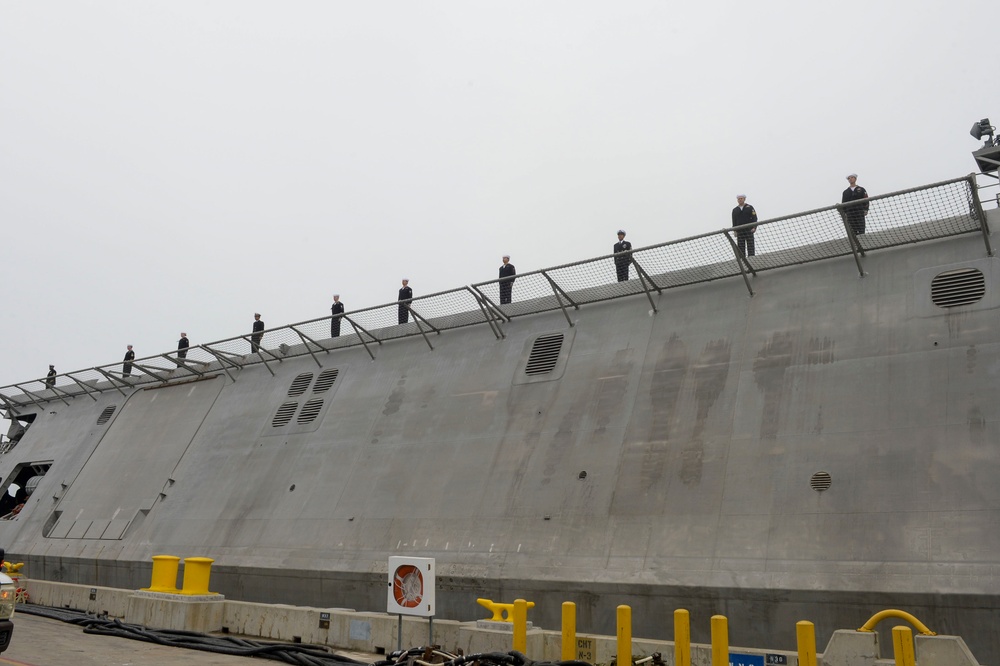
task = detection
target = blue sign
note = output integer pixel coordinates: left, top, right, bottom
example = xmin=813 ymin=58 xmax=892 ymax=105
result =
xmin=729 ymin=654 xmax=764 ymax=666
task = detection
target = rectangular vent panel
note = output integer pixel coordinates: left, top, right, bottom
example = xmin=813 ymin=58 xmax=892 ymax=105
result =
xmin=931 ymin=268 xmax=985 ymax=308
xmin=525 ymin=333 xmax=565 ymax=376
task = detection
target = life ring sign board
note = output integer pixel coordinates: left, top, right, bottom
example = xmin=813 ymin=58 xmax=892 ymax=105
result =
xmin=387 ymin=556 xmax=435 ymax=617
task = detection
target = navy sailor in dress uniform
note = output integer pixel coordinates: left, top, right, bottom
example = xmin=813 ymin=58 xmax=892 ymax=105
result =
xmin=122 ymin=345 xmax=135 ymax=377
xmin=251 ymin=313 xmax=264 ymax=353
xmin=841 ymin=173 xmax=869 ymax=235
xmin=613 ymin=230 xmax=632 ymax=282
xmin=330 ymin=294 xmax=344 ymax=337
xmin=498 ymin=255 xmax=516 ymax=304
xmin=731 ymin=194 xmax=758 ymax=257
xmin=397 ymin=279 xmax=412 ymax=324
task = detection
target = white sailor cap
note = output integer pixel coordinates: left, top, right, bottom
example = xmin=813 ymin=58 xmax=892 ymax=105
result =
xmin=846 ymin=173 xmax=858 ymax=179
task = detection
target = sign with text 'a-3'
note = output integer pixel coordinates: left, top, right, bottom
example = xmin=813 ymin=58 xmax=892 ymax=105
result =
xmin=386 ymin=557 xmax=435 ymax=616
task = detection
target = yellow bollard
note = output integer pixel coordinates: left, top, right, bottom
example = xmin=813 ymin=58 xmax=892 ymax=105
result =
xmin=143 ymin=555 xmax=180 ymax=593
xmin=477 ymin=597 xmax=536 ymax=622
xmin=512 ymin=598 xmax=528 ymax=653
xmin=179 ymin=557 xmax=217 ymax=595
xmin=674 ymin=609 xmax=691 ymax=666
xmin=562 ymin=602 xmax=576 ymax=661
xmin=892 ymin=625 xmax=916 ymax=666
xmin=710 ymin=615 xmax=728 ymax=666
xmin=796 ymin=621 xmax=817 ymax=666
xmin=617 ymin=605 xmax=632 ymax=666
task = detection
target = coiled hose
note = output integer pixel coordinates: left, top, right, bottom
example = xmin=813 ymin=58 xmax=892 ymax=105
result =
xmin=372 ymin=645 xmax=593 ymax=666
xmin=17 ymin=603 xmax=365 ymax=666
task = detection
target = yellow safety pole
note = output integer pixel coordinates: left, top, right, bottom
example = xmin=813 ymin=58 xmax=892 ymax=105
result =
xmin=796 ymin=621 xmax=817 ymax=666
xmin=892 ymin=626 xmax=916 ymax=666
xmin=562 ymin=602 xmax=576 ymax=661
xmin=710 ymin=615 xmax=728 ymax=666
xmin=617 ymin=605 xmax=632 ymax=666
xmin=674 ymin=609 xmax=691 ymax=666
xmin=512 ymin=599 xmax=527 ymax=653
xmin=144 ymin=555 xmax=180 ymax=592
xmin=180 ymin=557 xmax=215 ymax=595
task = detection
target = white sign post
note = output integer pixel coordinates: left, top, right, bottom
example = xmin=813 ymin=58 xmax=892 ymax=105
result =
xmin=387 ymin=556 xmax=435 ymax=649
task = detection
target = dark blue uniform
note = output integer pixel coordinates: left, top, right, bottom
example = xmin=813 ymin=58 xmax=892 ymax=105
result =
xmin=499 ymin=262 xmax=516 ymax=304
xmin=331 ymin=300 xmax=344 ymax=337
xmin=398 ymin=285 xmax=412 ymax=324
xmin=251 ymin=318 xmax=264 ymax=353
xmin=732 ymin=203 xmax=758 ymax=257
xmin=613 ymin=238 xmax=632 ymax=282
xmin=842 ymin=185 xmax=869 ymax=235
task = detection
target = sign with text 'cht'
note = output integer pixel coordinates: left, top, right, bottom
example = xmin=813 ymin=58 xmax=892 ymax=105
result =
xmin=386 ymin=557 xmax=435 ymax=617
xmin=576 ymin=637 xmax=594 ymax=662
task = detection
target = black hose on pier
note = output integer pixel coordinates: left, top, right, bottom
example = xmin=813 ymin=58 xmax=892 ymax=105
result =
xmin=16 ymin=603 xmax=366 ymax=666
xmin=374 ymin=646 xmax=593 ymax=666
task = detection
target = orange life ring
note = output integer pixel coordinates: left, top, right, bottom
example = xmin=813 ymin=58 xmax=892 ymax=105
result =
xmin=392 ymin=564 xmax=423 ymax=608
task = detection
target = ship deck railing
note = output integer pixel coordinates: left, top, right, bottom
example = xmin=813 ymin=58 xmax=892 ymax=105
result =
xmin=1 ymin=174 xmax=993 ymax=413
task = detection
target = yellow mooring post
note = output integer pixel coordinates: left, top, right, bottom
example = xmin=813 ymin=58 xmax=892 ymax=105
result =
xmin=617 ymin=605 xmax=632 ymax=666
xmin=796 ymin=621 xmax=817 ymax=666
xmin=562 ymin=602 xmax=577 ymax=661
xmin=710 ymin=615 xmax=729 ymax=666
xmin=674 ymin=609 xmax=691 ymax=666
xmin=180 ymin=557 xmax=216 ymax=595
xmin=144 ymin=555 xmax=180 ymax=592
xmin=512 ymin=599 xmax=528 ymax=653
xmin=892 ymin=625 xmax=916 ymax=666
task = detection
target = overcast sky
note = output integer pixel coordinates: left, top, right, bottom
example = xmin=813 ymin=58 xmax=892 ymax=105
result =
xmin=1 ymin=1 xmax=998 ymax=389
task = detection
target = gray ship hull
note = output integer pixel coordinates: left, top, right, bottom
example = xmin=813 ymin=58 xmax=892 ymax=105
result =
xmin=3 ymin=185 xmax=999 ymax=659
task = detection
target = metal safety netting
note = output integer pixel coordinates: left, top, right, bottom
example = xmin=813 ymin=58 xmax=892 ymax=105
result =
xmin=1 ymin=175 xmax=989 ymax=410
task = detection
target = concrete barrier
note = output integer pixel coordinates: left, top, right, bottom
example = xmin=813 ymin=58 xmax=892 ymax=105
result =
xmin=823 ymin=629 xmax=983 ymax=666
xmin=20 ymin=580 xmax=982 ymax=665
xmin=25 ymin=580 xmax=133 ymax=618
